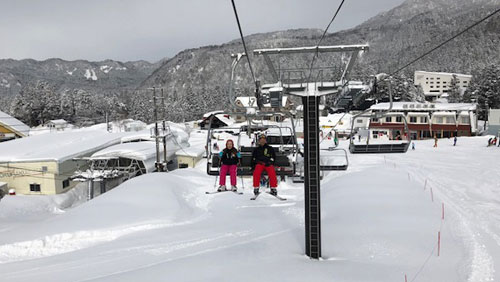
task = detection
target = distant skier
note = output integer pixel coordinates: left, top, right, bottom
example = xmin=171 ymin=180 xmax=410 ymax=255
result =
xmin=453 ymin=136 xmax=457 ymax=146
xmin=251 ymin=134 xmax=278 ymax=196
xmin=412 ymin=142 xmax=415 ymax=150
xmin=334 ymin=135 xmax=339 ymax=147
xmin=433 ymin=134 xmax=438 ymax=148
xmin=217 ymin=139 xmax=241 ymax=192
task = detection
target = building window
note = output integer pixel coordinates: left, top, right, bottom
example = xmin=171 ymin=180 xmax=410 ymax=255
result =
xmin=410 ymin=117 xmax=417 ymax=123
xmin=460 ymin=116 xmax=470 ymax=124
xmin=396 ymin=116 xmax=403 ymax=123
xmin=437 ymin=77 xmax=440 ymax=80
xmin=63 ymin=179 xmax=70 ymax=189
xmin=356 ymin=119 xmax=363 ymax=124
xmin=385 ymin=117 xmax=392 ymax=123
xmin=30 ymin=183 xmax=41 ymax=192
xmin=430 ymin=86 xmax=434 ymax=88
xmin=371 ymin=118 xmax=379 ymax=123
xmin=421 ymin=117 xmax=428 ymax=123
xmin=436 ymin=117 xmax=444 ymax=124
xmin=446 ymin=117 xmax=455 ymax=124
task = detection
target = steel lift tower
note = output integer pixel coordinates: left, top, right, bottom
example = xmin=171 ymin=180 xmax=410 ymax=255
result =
xmin=254 ymin=44 xmax=369 ymax=259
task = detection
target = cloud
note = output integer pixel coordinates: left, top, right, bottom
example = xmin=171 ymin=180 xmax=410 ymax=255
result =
xmin=0 ymin=0 xmax=405 ymax=62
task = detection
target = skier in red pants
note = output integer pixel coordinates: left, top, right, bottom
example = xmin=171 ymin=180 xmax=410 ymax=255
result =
xmin=251 ymin=134 xmax=278 ymax=196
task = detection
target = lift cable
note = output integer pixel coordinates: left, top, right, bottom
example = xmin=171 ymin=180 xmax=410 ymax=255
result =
xmin=306 ymin=0 xmax=347 ymax=83
xmin=390 ymin=7 xmax=500 ymax=76
xmin=230 ymin=0 xmax=258 ymax=88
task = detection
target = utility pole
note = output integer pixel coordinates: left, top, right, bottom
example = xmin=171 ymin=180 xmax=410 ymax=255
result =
xmin=105 ymin=112 xmax=111 ymax=132
xmin=87 ymin=177 xmax=94 ymax=201
xmin=162 ymin=88 xmax=168 ymax=171
xmin=153 ymin=87 xmax=162 ymax=172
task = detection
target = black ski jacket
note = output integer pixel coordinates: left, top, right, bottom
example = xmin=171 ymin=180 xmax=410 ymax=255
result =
xmin=219 ymin=148 xmax=241 ymax=165
xmin=251 ymin=144 xmax=276 ymax=167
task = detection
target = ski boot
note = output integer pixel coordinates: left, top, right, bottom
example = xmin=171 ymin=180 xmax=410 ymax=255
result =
xmin=231 ymin=185 xmax=238 ymax=192
xmin=253 ymin=188 xmax=260 ymax=196
xmin=217 ymin=185 xmax=226 ymax=192
xmin=270 ymin=188 xmax=278 ymax=196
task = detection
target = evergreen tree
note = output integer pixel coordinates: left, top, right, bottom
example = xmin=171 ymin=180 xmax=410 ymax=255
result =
xmin=447 ymin=74 xmax=461 ymax=103
xmin=11 ymin=81 xmax=59 ymax=126
xmin=464 ymin=65 xmax=500 ymax=120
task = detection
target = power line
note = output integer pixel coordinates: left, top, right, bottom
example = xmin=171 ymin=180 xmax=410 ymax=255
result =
xmin=307 ymin=0 xmax=347 ymax=83
xmin=390 ymin=7 xmax=500 ymax=76
xmin=230 ymin=0 xmax=258 ymax=88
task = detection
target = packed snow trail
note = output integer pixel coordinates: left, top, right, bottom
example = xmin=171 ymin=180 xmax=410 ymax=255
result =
xmin=0 ymin=136 xmax=497 ymax=281
xmin=380 ymin=136 xmax=499 ymax=282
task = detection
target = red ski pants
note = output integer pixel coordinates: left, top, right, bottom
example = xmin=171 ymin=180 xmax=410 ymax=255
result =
xmin=253 ymin=164 xmax=278 ymax=188
xmin=219 ymin=164 xmax=237 ymax=186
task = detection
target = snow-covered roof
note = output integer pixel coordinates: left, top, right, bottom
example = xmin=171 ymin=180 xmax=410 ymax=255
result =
xmin=415 ymin=70 xmax=472 ymax=78
xmin=48 ymin=119 xmax=68 ymax=125
xmin=319 ymin=113 xmax=353 ymax=130
xmin=203 ymin=111 xmax=224 ymax=118
xmin=175 ymin=147 xmax=205 ymax=158
xmin=0 ymin=110 xmax=30 ymax=137
xmin=235 ymin=96 xmax=289 ymax=108
xmin=432 ymin=111 xmax=457 ymax=116
xmin=370 ymin=102 xmax=476 ymax=112
xmin=216 ymin=114 xmax=235 ymax=127
xmin=0 ymin=131 xmax=129 ymax=163
xmin=91 ymin=141 xmax=158 ymax=162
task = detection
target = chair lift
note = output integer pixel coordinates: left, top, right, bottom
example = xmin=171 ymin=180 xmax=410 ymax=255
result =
xmin=348 ymin=78 xmax=411 ymax=154
xmin=319 ymin=129 xmax=349 ymax=171
xmin=205 ymin=112 xmax=299 ymax=178
xmin=205 ymin=51 xmax=301 ymax=178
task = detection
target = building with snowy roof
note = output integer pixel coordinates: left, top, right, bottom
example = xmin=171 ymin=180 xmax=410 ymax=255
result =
xmin=46 ymin=119 xmax=70 ymax=131
xmin=0 ymin=110 xmax=30 ymax=142
xmin=368 ymin=102 xmax=478 ymax=139
xmin=414 ymin=71 xmax=472 ymax=101
xmin=0 ymin=131 xmax=128 ymax=195
xmin=198 ymin=111 xmax=235 ymax=129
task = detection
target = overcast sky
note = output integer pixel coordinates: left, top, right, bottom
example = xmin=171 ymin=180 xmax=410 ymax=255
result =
xmin=0 ymin=0 xmax=405 ymax=62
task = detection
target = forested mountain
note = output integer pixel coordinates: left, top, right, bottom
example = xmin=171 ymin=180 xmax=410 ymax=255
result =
xmin=0 ymin=58 xmax=163 ymax=97
xmin=140 ymin=0 xmax=500 ymax=121
xmin=1 ymin=0 xmax=498 ymax=124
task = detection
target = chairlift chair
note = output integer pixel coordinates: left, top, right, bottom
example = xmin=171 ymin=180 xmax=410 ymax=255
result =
xmin=349 ymin=112 xmax=410 ymax=154
xmin=205 ymin=114 xmax=299 ymax=178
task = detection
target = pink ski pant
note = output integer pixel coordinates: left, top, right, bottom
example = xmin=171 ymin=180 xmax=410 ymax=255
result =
xmin=219 ymin=164 xmax=238 ymax=186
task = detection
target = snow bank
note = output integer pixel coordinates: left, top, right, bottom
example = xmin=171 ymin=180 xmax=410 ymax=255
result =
xmin=0 ymin=169 xmax=210 ymax=264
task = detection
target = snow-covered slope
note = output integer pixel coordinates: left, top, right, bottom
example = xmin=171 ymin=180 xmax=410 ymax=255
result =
xmin=0 ymin=136 xmax=498 ymax=281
